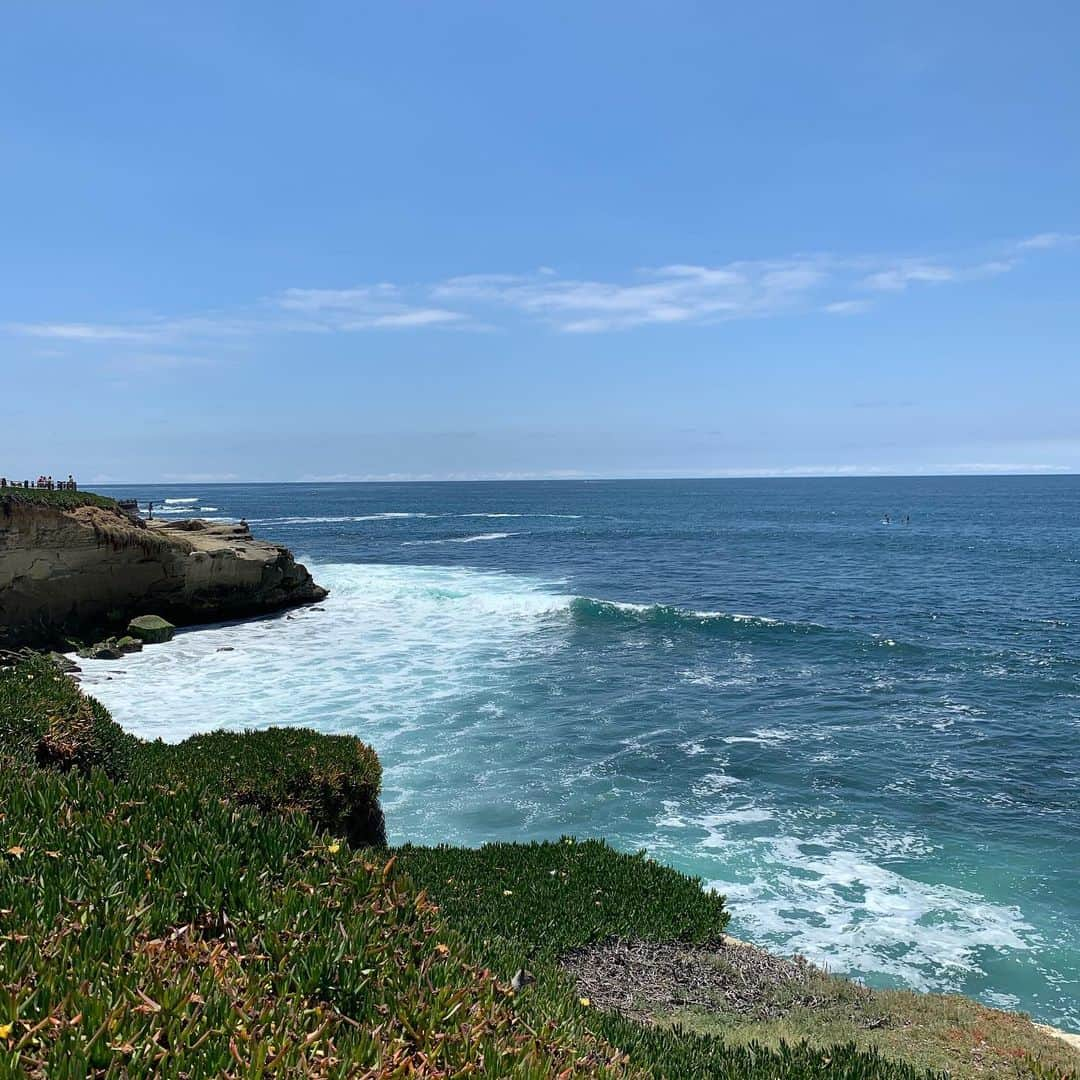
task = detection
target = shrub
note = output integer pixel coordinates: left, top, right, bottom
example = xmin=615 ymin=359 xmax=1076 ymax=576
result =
xmin=135 ymin=727 xmax=387 ymax=847
xmin=0 ymin=488 xmax=118 ymax=513
xmin=0 ymin=662 xmax=385 ymax=847
xmin=0 ymin=656 xmax=134 ymax=777
xmin=396 ymin=839 xmax=731 ymax=960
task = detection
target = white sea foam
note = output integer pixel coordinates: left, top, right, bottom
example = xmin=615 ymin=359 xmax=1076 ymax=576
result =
xmin=163 ymin=497 xmax=198 ymax=504
xmin=402 ymin=532 xmax=515 ymax=546
xmin=692 ymin=772 xmax=744 ymax=795
xmin=251 ymin=513 xmax=440 ymax=526
xmin=460 ymin=513 xmax=582 ymax=519
xmin=707 ymin=834 xmax=1037 ymax=991
xmin=77 ymin=563 xmax=571 ymax=747
xmin=722 ymin=727 xmax=798 ymax=746
xmin=652 ymin=790 xmax=1043 ymax=995
xmin=152 ymin=505 xmax=221 ymax=515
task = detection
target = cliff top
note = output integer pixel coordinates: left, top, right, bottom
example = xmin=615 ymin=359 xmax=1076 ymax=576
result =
xmin=0 ymin=488 xmax=118 ymax=512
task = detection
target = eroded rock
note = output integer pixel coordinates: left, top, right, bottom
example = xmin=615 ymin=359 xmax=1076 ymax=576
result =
xmin=0 ymin=503 xmax=328 ymax=649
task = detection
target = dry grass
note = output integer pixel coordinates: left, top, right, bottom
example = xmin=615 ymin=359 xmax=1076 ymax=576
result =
xmin=562 ymin=937 xmax=1080 ymax=1080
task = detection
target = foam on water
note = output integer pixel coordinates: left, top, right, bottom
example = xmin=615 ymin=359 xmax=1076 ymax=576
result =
xmin=705 ymin=835 xmax=1038 ymax=991
xmin=251 ymin=513 xmax=439 ymax=525
xmin=402 ymin=532 xmax=516 ymax=545
xmin=460 ymin=512 xmax=583 ymax=519
xmin=77 ymin=562 xmax=571 ymax=745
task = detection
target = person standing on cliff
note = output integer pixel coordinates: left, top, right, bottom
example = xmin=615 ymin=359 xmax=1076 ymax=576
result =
xmin=147 ymin=501 xmax=154 ymax=520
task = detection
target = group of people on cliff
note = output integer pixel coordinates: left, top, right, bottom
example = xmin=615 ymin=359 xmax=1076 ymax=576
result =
xmin=0 ymin=474 xmax=78 ymax=491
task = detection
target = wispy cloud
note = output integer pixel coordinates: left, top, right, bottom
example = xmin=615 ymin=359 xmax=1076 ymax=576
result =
xmin=3 ymin=232 xmax=1072 ymax=346
xmin=860 ymin=259 xmax=1012 ymax=292
xmin=275 ymin=285 xmax=466 ymax=330
xmin=5 ymin=315 xmax=253 ymax=345
xmin=1017 ymin=232 xmax=1079 ymax=250
xmin=824 ymin=299 xmax=873 ymax=315
xmin=6 ymin=322 xmax=167 ymax=344
xmin=433 ymin=250 xmax=1025 ymax=331
xmin=433 ymin=259 xmax=833 ymax=332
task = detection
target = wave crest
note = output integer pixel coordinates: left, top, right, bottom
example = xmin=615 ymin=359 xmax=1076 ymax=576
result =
xmin=568 ymin=597 xmax=819 ymax=637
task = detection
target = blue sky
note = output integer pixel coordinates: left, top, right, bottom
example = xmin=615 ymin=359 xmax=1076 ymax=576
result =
xmin=2 ymin=1 xmax=1078 ymax=482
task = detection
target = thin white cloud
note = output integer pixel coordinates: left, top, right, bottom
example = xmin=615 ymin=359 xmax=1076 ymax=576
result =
xmin=5 ymin=315 xmax=254 ymax=345
xmin=824 ymin=300 xmax=872 ymax=315
xmin=349 ymin=309 xmax=464 ymax=329
xmin=928 ymin=462 xmax=1073 ymax=474
xmin=862 ymin=263 xmax=957 ymax=291
xmin=1017 ymin=232 xmax=1079 ymax=250
xmin=433 ymin=249 xmax=1026 ymax=331
xmin=277 ymin=285 xmax=399 ymax=311
xmin=434 ymin=259 xmax=830 ymax=331
xmin=273 ymin=285 xmax=467 ymax=331
xmin=5 ymin=322 xmax=166 ymax=343
xmin=3 ymin=232 xmax=1071 ymax=344
xmin=861 ymin=258 xmax=1012 ymax=293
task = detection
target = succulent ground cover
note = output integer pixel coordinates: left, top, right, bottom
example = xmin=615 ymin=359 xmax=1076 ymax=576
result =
xmin=135 ymin=727 xmax=386 ymax=847
xmin=0 ymin=764 xmax=627 ymax=1078
xmin=0 ymin=490 xmax=118 ymax=513
xmin=1 ymin=657 xmax=1073 ymax=1077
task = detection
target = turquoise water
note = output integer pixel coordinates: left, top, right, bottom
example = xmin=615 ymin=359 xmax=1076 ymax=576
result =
xmin=81 ymin=477 xmax=1079 ymax=1027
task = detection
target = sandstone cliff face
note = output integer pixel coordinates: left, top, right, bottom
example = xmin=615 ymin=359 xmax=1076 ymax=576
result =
xmin=0 ymin=502 xmax=327 ymax=648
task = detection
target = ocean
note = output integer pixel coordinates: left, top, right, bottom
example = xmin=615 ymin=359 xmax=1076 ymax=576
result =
xmin=79 ymin=477 xmax=1079 ymax=1028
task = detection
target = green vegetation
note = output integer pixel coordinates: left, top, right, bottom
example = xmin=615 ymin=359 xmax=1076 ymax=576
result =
xmin=0 ymin=764 xmax=620 ymax=1078
xmin=396 ymin=839 xmax=730 ymax=960
xmin=136 ymin=727 xmax=386 ymax=847
xmin=0 ymin=488 xmax=118 ymax=513
xmin=0 ymin=657 xmax=134 ymax=777
xmin=1 ymin=656 xmax=1075 ymax=1078
xmin=1 ymin=658 xmax=385 ymax=849
xmin=397 ymin=845 xmax=951 ymax=1079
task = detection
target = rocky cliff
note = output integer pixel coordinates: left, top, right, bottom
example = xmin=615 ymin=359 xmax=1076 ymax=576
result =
xmin=0 ymin=499 xmax=327 ymax=648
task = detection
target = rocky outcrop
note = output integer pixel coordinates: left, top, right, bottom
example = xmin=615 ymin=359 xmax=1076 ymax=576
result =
xmin=126 ymin=615 xmax=175 ymax=643
xmin=0 ymin=501 xmax=327 ymax=648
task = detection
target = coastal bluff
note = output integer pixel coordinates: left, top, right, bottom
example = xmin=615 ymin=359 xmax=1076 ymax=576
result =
xmin=0 ymin=495 xmax=327 ymax=648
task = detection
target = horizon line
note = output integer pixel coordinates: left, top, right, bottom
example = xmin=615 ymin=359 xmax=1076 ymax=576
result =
xmin=80 ymin=469 xmax=1080 ymax=486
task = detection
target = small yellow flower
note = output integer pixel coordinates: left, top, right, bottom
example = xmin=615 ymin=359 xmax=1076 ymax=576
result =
xmin=579 ymin=997 xmax=591 ymax=1008
xmin=327 ymin=842 xmax=340 ymax=855
xmin=502 ymin=889 xmax=513 ymax=896
xmin=0 ymin=1022 xmax=12 ymax=1039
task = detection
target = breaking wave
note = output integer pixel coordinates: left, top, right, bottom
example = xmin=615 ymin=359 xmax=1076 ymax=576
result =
xmin=403 ymin=532 xmax=516 ymax=546
xmin=568 ymin=596 xmax=822 ymax=637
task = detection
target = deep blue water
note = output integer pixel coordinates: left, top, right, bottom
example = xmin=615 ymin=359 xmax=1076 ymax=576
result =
xmin=82 ymin=477 xmax=1080 ymax=1027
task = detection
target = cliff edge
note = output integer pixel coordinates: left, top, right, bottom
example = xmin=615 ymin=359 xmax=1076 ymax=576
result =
xmin=0 ymin=497 xmax=327 ymax=648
